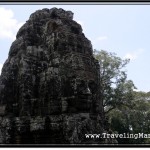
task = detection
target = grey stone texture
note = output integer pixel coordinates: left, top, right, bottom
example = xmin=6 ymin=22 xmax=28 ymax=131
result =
xmin=0 ymin=8 xmax=107 ymax=144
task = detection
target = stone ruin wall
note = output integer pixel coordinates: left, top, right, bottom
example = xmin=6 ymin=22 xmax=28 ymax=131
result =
xmin=0 ymin=8 xmax=106 ymax=144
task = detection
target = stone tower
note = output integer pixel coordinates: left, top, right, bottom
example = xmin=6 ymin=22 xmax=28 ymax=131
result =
xmin=0 ymin=8 xmax=105 ymax=144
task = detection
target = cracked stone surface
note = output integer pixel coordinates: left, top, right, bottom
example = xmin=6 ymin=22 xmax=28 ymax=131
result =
xmin=0 ymin=7 xmax=107 ymax=144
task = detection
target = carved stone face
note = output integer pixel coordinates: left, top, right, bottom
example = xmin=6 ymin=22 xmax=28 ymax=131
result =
xmin=37 ymin=18 xmax=99 ymax=114
xmin=61 ymin=53 xmax=98 ymax=113
xmin=62 ymin=78 xmax=98 ymax=113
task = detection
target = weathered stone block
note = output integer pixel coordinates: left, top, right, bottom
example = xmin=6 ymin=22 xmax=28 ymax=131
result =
xmin=0 ymin=7 xmax=107 ymax=144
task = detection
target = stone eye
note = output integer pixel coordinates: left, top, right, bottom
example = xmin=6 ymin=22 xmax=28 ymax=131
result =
xmin=88 ymin=81 xmax=97 ymax=94
xmin=77 ymin=80 xmax=86 ymax=94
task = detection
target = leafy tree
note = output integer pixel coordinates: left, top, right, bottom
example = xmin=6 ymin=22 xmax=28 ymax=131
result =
xmin=94 ymin=49 xmax=150 ymax=144
xmin=109 ymin=91 xmax=150 ymax=144
xmin=130 ymin=92 xmax=150 ymax=139
xmin=93 ymin=50 xmax=136 ymax=114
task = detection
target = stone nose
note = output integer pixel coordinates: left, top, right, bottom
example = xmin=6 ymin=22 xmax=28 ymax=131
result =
xmin=83 ymin=85 xmax=92 ymax=95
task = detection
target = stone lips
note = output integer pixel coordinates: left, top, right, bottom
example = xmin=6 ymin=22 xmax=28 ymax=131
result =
xmin=0 ymin=8 xmax=106 ymax=144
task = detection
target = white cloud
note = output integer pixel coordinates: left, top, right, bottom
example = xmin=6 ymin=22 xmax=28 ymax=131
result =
xmin=77 ymin=20 xmax=84 ymax=26
xmin=133 ymin=88 xmax=141 ymax=92
xmin=124 ymin=48 xmax=144 ymax=61
xmin=92 ymin=36 xmax=108 ymax=45
xmin=0 ymin=7 xmax=24 ymax=41
xmin=0 ymin=63 xmax=3 ymax=75
xmin=97 ymin=36 xmax=108 ymax=41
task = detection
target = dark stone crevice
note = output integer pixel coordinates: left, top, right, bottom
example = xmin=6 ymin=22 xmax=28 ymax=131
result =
xmin=0 ymin=7 xmax=109 ymax=144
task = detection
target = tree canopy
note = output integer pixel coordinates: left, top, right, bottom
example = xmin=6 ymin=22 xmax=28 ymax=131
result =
xmin=94 ymin=49 xmax=150 ymax=144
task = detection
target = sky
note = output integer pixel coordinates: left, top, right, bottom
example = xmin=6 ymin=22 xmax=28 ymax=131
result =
xmin=0 ymin=4 xmax=150 ymax=92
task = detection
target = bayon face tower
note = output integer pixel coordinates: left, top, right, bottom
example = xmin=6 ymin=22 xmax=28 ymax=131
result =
xmin=0 ymin=8 xmax=105 ymax=144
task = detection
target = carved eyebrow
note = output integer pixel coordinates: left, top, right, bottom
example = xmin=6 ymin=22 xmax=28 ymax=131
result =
xmin=88 ymin=80 xmax=95 ymax=83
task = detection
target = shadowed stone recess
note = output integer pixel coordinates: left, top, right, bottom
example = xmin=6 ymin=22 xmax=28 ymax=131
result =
xmin=0 ymin=8 xmax=107 ymax=144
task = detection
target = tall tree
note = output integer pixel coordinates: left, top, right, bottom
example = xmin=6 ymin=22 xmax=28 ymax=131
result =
xmin=94 ymin=50 xmax=136 ymax=114
xmin=94 ymin=50 xmax=150 ymax=144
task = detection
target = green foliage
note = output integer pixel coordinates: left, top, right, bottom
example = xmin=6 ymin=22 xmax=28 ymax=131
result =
xmin=94 ymin=49 xmax=150 ymax=144
xmin=109 ymin=92 xmax=150 ymax=144
xmin=93 ymin=49 xmax=136 ymax=114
